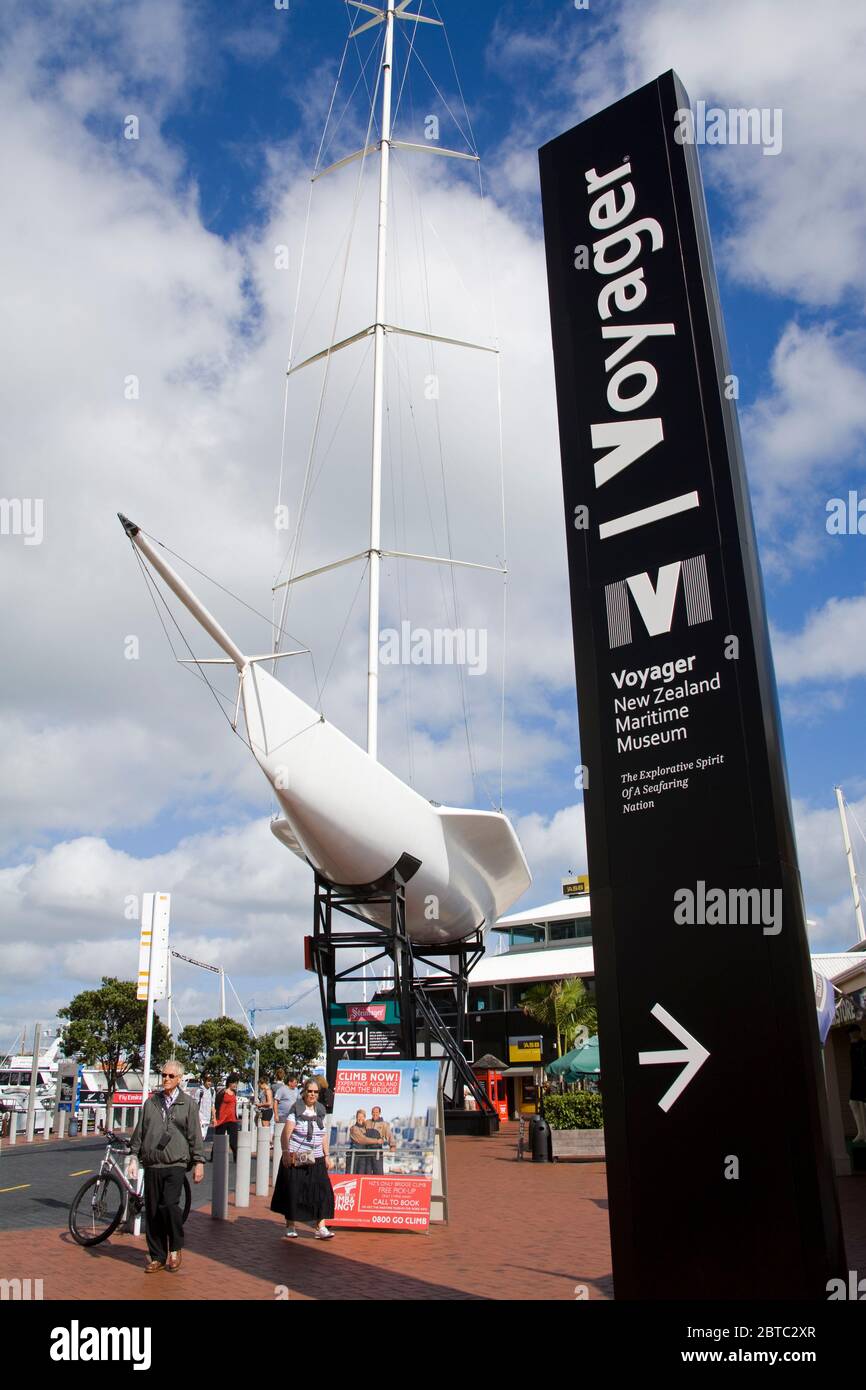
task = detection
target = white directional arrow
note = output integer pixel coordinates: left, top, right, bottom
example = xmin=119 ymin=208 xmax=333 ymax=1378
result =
xmin=638 ymin=1003 xmax=710 ymax=1112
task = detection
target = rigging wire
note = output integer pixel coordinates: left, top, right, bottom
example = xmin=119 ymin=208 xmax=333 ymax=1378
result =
xmin=844 ymin=794 xmax=866 ymax=851
xmin=129 ymin=543 xmax=254 ymax=753
xmin=318 ymin=22 xmax=380 ymax=170
xmin=432 ymin=0 xmax=480 ymax=155
xmin=272 ymin=2 xmax=507 ymax=811
xmin=298 ymin=338 xmax=373 ymax=509
xmin=435 ymin=1 xmax=509 ymax=807
xmin=396 ymin=63 xmax=497 ymax=807
xmin=318 ymin=557 xmax=371 ymax=704
xmin=273 ymin=29 xmax=386 ymax=659
xmin=274 ymin=7 xmax=380 ymax=605
xmin=139 ymin=528 xmax=313 ymax=673
xmin=394 ymin=27 xmax=476 ymax=154
xmin=843 ymin=794 xmax=866 ymax=906
xmin=275 ymin=18 xmax=355 ymax=634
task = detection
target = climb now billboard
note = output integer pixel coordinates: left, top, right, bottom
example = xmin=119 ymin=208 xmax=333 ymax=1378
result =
xmin=539 ymin=70 xmax=845 ymax=1299
xmin=327 ymin=1061 xmax=443 ymax=1232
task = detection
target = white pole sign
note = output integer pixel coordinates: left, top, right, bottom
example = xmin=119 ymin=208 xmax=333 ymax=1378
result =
xmin=137 ymin=893 xmax=170 ymax=1002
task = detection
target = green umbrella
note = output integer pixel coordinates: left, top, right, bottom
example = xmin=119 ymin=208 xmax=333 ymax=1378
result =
xmin=546 ymin=1035 xmax=601 ymax=1081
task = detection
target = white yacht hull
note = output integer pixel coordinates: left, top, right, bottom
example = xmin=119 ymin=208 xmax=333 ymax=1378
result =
xmin=246 ymin=662 xmax=531 ymax=944
xmin=119 ymin=516 xmax=531 ymax=947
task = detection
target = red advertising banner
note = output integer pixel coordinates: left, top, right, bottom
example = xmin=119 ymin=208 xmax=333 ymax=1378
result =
xmin=345 ymin=1004 xmax=387 ymax=1023
xmin=330 ymin=1061 xmax=442 ymax=1233
xmin=111 ymin=1091 xmax=144 ymax=1106
xmin=329 ymin=1174 xmax=432 ymax=1230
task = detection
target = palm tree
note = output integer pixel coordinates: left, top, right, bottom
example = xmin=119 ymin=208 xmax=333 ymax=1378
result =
xmin=521 ymin=978 xmax=597 ymax=1058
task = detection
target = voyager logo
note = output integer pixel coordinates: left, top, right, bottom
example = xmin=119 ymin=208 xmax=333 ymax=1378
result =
xmin=605 ymin=555 xmax=712 ymax=648
xmin=582 ymin=158 xmax=698 ymax=544
xmin=50 ymin=1321 xmax=152 ymax=1371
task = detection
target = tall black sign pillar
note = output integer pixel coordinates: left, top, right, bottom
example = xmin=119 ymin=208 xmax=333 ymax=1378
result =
xmin=539 ymin=71 xmax=846 ymax=1300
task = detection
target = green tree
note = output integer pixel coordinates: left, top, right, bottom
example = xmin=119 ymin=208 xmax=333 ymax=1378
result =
xmin=176 ymin=1017 xmax=252 ymax=1080
xmin=521 ymin=979 xmax=597 ymax=1058
xmin=256 ymin=1024 xmax=323 ymax=1079
xmin=58 ymin=977 xmax=172 ymax=1095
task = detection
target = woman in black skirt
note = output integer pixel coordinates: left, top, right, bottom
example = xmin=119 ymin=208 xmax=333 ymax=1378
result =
xmin=270 ymin=1079 xmax=335 ymax=1239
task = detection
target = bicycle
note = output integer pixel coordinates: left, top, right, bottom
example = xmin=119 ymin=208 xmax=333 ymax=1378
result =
xmin=68 ymin=1130 xmax=191 ymax=1247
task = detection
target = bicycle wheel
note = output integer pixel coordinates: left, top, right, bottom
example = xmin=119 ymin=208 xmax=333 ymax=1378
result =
xmin=181 ymin=1175 xmax=192 ymax=1224
xmin=68 ymin=1173 xmax=126 ymax=1247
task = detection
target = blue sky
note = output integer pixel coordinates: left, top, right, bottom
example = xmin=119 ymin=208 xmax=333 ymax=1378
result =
xmin=3 ymin=0 xmax=866 ymax=1048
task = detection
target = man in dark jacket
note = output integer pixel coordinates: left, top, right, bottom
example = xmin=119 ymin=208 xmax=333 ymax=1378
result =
xmin=128 ymin=1059 xmax=205 ymax=1273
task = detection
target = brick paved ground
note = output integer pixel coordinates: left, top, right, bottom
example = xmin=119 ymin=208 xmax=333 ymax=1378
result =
xmin=0 ymin=1124 xmax=612 ymax=1301
xmin=1 ymin=1125 xmax=863 ymax=1300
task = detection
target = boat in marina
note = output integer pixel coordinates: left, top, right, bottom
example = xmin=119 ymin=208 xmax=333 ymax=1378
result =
xmin=119 ymin=1 xmax=531 ymax=947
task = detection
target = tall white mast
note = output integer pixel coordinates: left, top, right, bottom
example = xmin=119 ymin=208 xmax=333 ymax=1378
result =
xmin=366 ymin=0 xmax=395 ymax=761
xmin=835 ymin=785 xmax=866 ymax=943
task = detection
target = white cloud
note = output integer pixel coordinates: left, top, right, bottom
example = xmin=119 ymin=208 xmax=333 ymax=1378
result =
xmin=773 ymin=591 xmax=866 ymax=686
xmin=742 ymin=323 xmax=866 ymax=560
xmin=491 ymin=0 xmax=866 ymax=306
xmin=514 ymin=803 xmax=587 ymax=883
xmin=221 ymin=25 xmax=284 ymax=65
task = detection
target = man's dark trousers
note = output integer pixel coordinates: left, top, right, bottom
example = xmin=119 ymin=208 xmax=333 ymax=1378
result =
xmin=144 ymin=1167 xmax=186 ymax=1263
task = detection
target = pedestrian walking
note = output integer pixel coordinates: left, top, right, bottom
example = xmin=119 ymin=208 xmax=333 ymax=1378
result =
xmin=310 ymin=1072 xmax=330 ymax=1111
xmin=257 ymin=1075 xmax=275 ymax=1129
xmin=214 ymin=1073 xmax=240 ymax=1161
xmin=128 ymin=1059 xmax=205 ymax=1274
xmin=197 ymin=1073 xmax=216 ymax=1142
xmin=270 ymin=1079 xmax=335 ymax=1239
xmin=272 ymin=1069 xmax=299 ymax=1122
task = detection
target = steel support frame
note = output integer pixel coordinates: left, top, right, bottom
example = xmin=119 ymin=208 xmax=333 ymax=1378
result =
xmin=311 ymin=869 xmax=417 ymax=1069
xmin=309 ymin=874 xmax=493 ymax=1113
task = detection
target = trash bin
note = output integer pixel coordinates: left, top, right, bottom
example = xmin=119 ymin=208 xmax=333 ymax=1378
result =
xmin=530 ymin=1114 xmax=551 ymax=1163
xmin=69 ymin=1116 xmax=79 ymax=1137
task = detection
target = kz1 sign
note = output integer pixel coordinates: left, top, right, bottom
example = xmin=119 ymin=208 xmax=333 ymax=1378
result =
xmin=539 ymin=70 xmax=846 ymax=1299
xmin=328 ymin=1002 xmax=402 ymax=1060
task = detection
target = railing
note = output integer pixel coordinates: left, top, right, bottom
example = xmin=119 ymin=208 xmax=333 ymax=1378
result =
xmin=412 ymin=986 xmax=495 ymax=1115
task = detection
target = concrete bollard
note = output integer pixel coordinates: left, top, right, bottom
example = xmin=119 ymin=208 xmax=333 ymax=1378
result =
xmin=8 ymin=1112 xmax=18 ymax=1145
xmin=235 ymin=1127 xmax=252 ymax=1207
xmin=271 ymin=1123 xmax=284 ymax=1187
xmin=56 ymin=1108 xmax=67 ymax=1140
xmin=255 ymin=1123 xmax=271 ymax=1197
xmin=212 ymin=1132 xmax=230 ymax=1220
